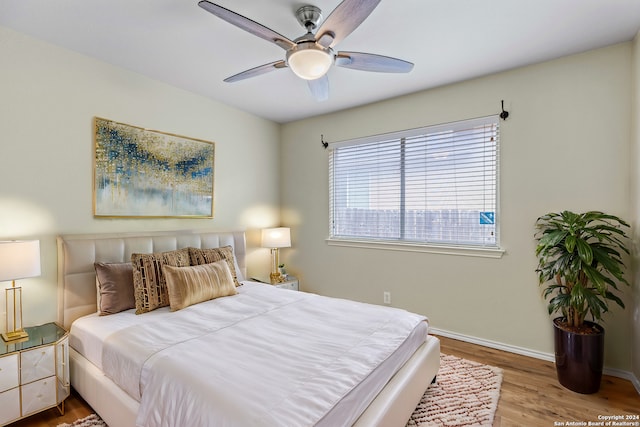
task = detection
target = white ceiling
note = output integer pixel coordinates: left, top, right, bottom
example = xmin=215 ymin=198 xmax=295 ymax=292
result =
xmin=1 ymin=1 xmax=640 ymax=123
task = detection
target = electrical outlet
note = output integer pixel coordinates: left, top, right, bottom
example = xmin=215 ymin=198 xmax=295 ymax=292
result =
xmin=383 ymin=291 xmax=391 ymax=305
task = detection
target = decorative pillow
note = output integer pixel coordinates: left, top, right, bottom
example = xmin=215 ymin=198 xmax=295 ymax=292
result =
xmin=94 ymin=262 xmax=135 ymax=315
xmin=131 ymin=248 xmax=190 ymax=314
xmin=163 ymin=260 xmax=237 ymax=311
xmin=188 ymin=246 xmax=241 ymax=287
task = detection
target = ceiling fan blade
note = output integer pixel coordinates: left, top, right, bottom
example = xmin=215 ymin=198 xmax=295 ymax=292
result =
xmin=315 ymin=0 xmax=382 ymax=48
xmin=335 ymin=51 xmax=414 ymax=73
xmin=198 ymin=1 xmax=296 ymax=51
xmin=308 ymin=76 xmax=329 ymax=102
xmin=224 ymin=60 xmax=287 ymax=83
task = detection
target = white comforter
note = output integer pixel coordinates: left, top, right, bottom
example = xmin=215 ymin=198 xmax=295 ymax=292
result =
xmin=96 ymin=283 xmax=427 ymax=427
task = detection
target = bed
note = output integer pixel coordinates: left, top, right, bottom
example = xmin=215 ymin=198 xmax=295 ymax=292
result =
xmin=57 ymin=229 xmax=440 ymax=427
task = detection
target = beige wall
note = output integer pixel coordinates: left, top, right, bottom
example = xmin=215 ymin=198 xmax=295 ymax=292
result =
xmin=281 ymin=43 xmax=634 ymax=371
xmin=1 ymin=22 xmax=637 ymax=378
xmin=0 ymin=26 xmax=281 ymax=329
xmin=631 ymin=31 xmax=640 ymax=385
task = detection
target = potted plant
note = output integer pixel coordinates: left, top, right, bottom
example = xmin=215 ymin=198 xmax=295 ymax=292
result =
xmin=535 ymin=210 xmax=630 ymax=394
xmin=278 ymin=264 xmax=288 ymax=280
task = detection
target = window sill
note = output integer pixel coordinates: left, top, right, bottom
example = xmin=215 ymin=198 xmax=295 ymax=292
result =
xmin=325 ymin=238 xmax=505 ymax=258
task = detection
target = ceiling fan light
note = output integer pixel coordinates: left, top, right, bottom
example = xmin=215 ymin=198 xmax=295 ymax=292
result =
xmin=287 ymin=43 xmax=333 ymax=80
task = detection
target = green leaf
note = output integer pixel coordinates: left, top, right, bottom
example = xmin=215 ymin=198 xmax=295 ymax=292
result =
xmin=575 ymin=238 xmax=593 ymax=264
xmin=582 ymin=265 xmax=606 ymax=294
xmin=604 ymin=291 xmax=625 ymax=309
xmin=537 ymin=230 xmax=567 ymax=248
xmin=564 ymin=235 xmax=576 ymax=253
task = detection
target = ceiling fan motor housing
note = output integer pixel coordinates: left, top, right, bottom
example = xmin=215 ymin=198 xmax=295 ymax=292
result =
xmin=296 ymin=5 xmax=323 ymax=30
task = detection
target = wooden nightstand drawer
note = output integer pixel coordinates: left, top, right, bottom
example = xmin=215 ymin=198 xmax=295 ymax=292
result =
xmin=21 ymin=376 xmax=56 ymax=417
xmin=0 ymin=354 xmax=19 ymax=393
xmin=21 ymin=345 xmax=55 ymax=384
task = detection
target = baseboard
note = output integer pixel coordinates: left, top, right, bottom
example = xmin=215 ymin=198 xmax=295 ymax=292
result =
xmin=430 ymin=327 xmax=555 ymax=362
xmin=603 ymin=366 xmax=640 ymax=391
xmin=430 ymin=327 xmax=640 ymax=394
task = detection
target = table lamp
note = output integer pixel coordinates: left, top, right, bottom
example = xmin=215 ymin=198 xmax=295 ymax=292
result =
xmin=0 ymin=240 xmax=41 ymax=341
xmin=261 ymin=228 xmax=291 ymax=284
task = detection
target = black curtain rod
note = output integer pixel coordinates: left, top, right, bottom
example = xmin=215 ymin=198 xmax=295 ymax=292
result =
xmin=321 ymin=100 xmax=509 ymax=149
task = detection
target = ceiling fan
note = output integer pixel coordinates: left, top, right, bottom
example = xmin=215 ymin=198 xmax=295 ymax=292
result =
xmin=198 ymin=0 xmax=414 ymax=101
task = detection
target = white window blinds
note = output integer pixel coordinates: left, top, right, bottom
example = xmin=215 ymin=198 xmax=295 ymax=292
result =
xmin=329 ymin=116 xmax=499 ymax=248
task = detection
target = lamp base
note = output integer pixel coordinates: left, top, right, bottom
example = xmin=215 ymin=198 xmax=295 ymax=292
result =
xmin=270 ymin=272 xmax=285 ymax=284
xmin=2 ymin=330 xmax=29 ymax=342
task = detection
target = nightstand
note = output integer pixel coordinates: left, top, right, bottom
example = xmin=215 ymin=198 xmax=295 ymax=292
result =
xmin=274 ymin=277 xmax=299 ymax=291
xmin=0 ymin=322 xmax=69 ymax=426
xmin=251 ymin=276 xmax=299 ymax=291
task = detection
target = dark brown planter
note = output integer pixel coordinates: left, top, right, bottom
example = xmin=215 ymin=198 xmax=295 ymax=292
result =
xmin=553 ymin=317 xmax=604 ymax=394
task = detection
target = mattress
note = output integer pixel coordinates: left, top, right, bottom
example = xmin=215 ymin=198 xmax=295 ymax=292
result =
xmin=70 ymin=281 xmax=428 ymax=427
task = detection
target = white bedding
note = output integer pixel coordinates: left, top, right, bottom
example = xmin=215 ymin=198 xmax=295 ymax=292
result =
xmin=70 ymin=281 xmax=428 ymax=427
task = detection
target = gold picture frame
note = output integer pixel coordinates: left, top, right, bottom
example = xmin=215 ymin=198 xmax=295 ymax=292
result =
xmin=93 ymin=117 xmax=215 ymax=218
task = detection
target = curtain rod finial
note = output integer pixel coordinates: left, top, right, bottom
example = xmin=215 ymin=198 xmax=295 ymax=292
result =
xmin=500 ymin=100 xmax=509 ymax=120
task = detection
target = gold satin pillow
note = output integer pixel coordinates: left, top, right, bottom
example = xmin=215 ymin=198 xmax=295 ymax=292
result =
xmin=163 ymin=260 xmax=237 ymax=311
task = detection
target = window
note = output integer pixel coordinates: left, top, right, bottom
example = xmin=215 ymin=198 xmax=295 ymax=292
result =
xmin=328 ymin=115 xmax=500 ymax=252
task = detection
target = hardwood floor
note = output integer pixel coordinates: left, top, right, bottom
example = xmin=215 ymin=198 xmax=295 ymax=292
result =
xmin=8 ymin=335 xmax=639 ymax=427
xmin=438 ymin=335 xmax=640 ymax=427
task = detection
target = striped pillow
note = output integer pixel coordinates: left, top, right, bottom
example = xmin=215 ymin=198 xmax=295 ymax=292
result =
xmin=188 ymin=246 xmax=241 ymax=287
xmin=131 ymin=248 xmax=190 ymax=314
xmin=163 ymin=260 xmax=237 ymax=311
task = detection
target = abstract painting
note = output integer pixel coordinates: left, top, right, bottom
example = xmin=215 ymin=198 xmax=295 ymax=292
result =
xmin=94 ymin=117 xmax=214 ymax=218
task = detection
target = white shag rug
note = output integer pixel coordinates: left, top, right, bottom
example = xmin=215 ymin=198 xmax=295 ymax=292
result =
xmin=57 ymin=413 xmax=107 ymax=427
xmin=407 ymin=354 xmax=503 ymax=427
xmin=59 ymin=354 xmax=502 ymax=427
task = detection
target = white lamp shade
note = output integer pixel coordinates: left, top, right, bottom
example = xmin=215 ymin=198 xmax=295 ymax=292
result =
xmin=0 ymin=240 xmax=41 ymax=282
xmin=262 ymin=228 xmax=291 ymax=249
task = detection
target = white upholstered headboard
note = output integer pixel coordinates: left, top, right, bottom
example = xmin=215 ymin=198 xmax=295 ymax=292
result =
xmin=57 ymin=230 xmax=246 ymax=330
